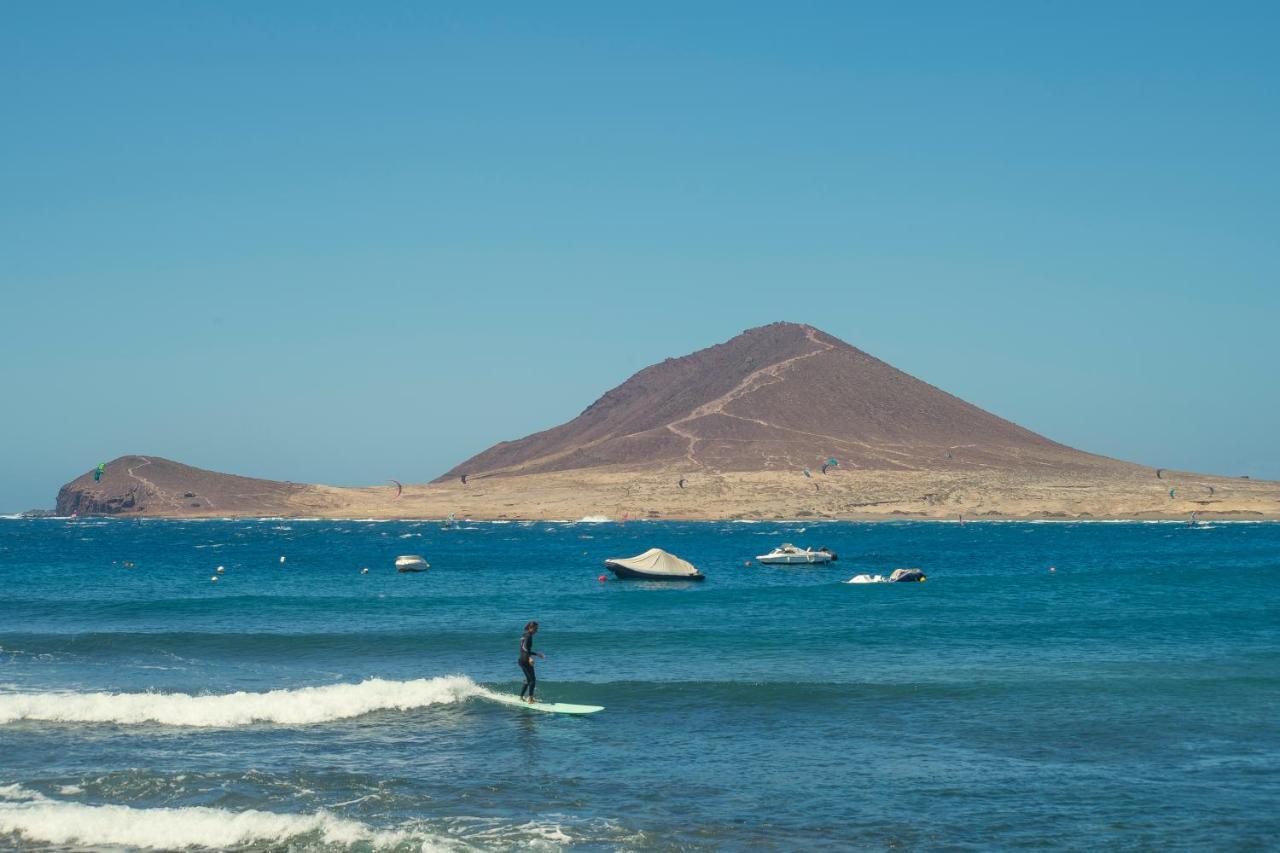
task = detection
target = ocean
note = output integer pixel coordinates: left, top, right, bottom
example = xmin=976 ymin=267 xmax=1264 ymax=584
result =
xmin=0 ymin=517 xmax=1276 ymax=850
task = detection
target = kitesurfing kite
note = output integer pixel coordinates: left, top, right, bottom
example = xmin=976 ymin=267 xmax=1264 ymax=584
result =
xmin=388 ymin=479 xmax=403 ymax=499
xmin=1169 ymin=488 xmax=1177 ymax=498
xmin=460 ymin=474 xmax=468 ymax=485
xmin=945 ymin=450 xmax=953 ymax=460
xmin=1207 ymin=485 xmax=1215 ymax=497
xmin=821 ymin=457 xmax=839 ymax=475
xmin=802 ymin=468 xmax=812 ymax=478
xmin=1156 ymin=468 xmax=1165 ymax=479
xmin=93 ymin=463 xmax=105 ymax=482
xmin=678 ymin=478 xmax=686 ymax=489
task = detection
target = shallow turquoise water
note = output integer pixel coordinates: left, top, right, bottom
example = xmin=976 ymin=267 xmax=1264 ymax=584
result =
xmin=0 ymin=518 xmax=1277 ymax=849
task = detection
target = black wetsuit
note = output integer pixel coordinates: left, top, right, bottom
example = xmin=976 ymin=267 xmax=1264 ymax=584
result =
xmin=518 ymin=630 xmax=536 ymax=699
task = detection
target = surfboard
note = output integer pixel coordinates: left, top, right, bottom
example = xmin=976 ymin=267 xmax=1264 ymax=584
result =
xmin=485 ymin=693 xmax=604 ymax=715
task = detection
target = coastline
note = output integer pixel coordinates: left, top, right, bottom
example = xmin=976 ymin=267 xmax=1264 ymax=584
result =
xmin=11 ymin=514 xmax=1280 ymax=523
xmin=51 ymin=464 xmax=1280 ymax=522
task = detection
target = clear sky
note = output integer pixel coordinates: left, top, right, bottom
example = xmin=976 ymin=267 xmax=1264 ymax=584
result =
xmin=2 ymin=2 xmax=1277 ymax=511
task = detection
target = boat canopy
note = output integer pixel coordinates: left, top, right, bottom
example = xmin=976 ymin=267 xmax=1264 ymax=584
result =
xmin=606 ymin=548 xmax=699 ymax=577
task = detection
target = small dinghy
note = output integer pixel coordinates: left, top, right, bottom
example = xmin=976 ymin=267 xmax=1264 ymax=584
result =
xmin=604 ymin=548 xmax=704 ymax=581
xmin=395 ymin=555 xmax=430 ymax=573
xmin=845 ymin=568 xmax=926 ymax=584
xmin=756 ymin=543 xmax=837 ymax=565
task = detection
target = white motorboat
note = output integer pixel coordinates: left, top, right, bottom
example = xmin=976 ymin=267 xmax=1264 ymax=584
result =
xmin=755 ymin=543 xmax=837 ymax=565
xmin=395 ymin=555 xmax=430 ymax=573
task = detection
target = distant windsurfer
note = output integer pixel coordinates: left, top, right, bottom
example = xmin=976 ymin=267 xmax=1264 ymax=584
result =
xmin=519 ymin=620 xmax=545 ymax=703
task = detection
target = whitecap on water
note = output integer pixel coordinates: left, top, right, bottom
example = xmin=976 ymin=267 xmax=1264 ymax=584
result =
xmin=0 ymin=676 xmax=483 ymax=728
xmin=0 ymin=785 xmax=447 ymax=850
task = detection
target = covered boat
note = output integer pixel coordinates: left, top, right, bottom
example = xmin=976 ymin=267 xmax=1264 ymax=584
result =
xmin=395 ymin=555 xmax=430 ymax=573
xmin=604 ymin=548 xmax=704 ymax=581
xmin=756 ymin=543 xmax=837 ymax=565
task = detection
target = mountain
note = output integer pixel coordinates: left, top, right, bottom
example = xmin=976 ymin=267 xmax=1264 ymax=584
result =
xmin=439 ymin=321 xmax=1108 ymax=480
xmin=56 ymin=456 xmax=310 ymax=517
xmin=52 ymin=324 xmax=1278 ymax=520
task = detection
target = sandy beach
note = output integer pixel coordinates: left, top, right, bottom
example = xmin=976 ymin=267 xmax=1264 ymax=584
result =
xmin=59 ymin=458 xmax=1278 ymax=521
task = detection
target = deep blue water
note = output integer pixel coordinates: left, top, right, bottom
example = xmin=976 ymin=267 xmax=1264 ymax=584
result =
xmin=0 ymin=518 xmax=1277 ymax=850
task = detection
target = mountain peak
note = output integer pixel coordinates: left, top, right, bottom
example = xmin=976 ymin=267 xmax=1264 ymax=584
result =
xmin=438 ymin=322 xmax=1089 ymax=480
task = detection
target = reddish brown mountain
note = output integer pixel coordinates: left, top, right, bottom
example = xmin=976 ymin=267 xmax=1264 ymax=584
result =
xmin=438 ymin=321 xmax=1114 ymax=480
xmin=56 ymin=456 xmax=307 ymax=516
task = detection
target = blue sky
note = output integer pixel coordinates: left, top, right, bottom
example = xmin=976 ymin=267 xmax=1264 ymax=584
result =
xmin=2 ymin=2 xmax=1277 ymax=511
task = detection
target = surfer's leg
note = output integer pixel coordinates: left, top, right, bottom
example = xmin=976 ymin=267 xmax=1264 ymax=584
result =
xmin=519 ymin=660 xmax=535 ymax=700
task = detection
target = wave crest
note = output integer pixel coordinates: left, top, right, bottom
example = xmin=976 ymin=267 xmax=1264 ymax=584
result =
xmin=0 ymin=785 xmax=445 ymax=850
xmin=0 ymin=676 xmax=483 ymax=728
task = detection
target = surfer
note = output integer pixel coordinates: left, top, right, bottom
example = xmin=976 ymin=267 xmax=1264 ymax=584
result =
xmin=518 ymin=621 xmax=545 ymax=703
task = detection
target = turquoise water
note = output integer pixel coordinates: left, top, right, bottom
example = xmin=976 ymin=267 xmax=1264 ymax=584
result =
xmin=0 ymin=518 xmax=1277 ymax=850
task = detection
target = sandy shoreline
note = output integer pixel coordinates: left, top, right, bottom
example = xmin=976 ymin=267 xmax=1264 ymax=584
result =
xmin=55 ymin=462 xmax=1280 ymax=521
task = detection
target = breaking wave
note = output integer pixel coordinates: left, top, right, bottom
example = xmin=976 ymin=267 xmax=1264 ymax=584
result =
xmin=0 ymin=785 xmax=445 ymax=850
xmin=0 ymin=676 xmax=485 ymax=728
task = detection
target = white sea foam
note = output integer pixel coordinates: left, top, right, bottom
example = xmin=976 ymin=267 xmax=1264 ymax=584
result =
xmin=0 ymin=785 xmax=446 ymax=850
xmin=0 ymin=676 xmax=483 ymax=728
xmin=576 ymin=515 xmax=612 ymax=523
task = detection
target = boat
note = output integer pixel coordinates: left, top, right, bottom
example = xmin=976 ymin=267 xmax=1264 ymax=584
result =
xmin=395 ymin=555 xmax=430 ymax=573
xmin=604 ymin=548 xmax=704 ymax=581
xmin=844 ymin=568 xmax=926 ymax=584
xmin=756 ymin=543 xmax=837 ymax=565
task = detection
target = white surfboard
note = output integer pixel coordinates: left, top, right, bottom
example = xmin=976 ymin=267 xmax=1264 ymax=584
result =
xmin=484 ymin=693 xmax=604 ymax=715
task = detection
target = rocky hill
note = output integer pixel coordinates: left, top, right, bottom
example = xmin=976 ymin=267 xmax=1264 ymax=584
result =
xmin=439 ymin=322 xmax=1113 ymax=480
xmin=56 ymin=456 xmax=309 ymax=517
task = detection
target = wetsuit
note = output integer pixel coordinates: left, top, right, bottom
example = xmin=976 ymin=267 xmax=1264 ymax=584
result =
xmin=518 ymin=630 xmax=536 ymax=699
